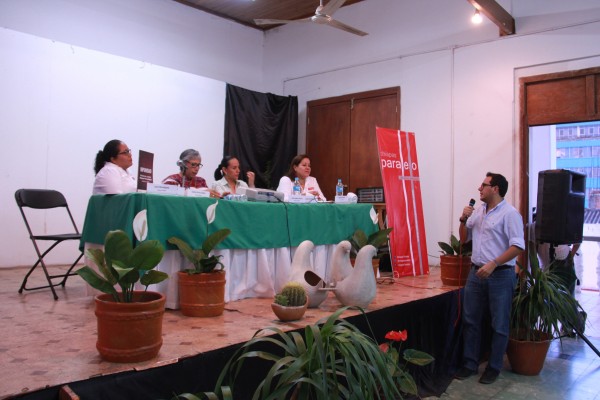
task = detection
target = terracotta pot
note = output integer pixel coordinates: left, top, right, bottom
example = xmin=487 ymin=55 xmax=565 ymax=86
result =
xmin=271 ymin=298 xmax=308 ymax=322
xmin=506 ymin=333 xmax=551 ymax=375
xmin=178 ymin=270 xmax=226 ymax=317
xmin=95 ymin=291 xmax=165 ymax=363
xmin=440 ymin=255 xmax=471 ymax=286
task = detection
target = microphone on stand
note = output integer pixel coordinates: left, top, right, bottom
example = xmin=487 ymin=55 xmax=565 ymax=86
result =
xmin=178 ymin=160 xmax=187 ymax=188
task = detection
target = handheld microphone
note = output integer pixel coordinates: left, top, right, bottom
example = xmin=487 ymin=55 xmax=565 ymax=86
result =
xmin=469 ymin=198 xmax=476 ymax=207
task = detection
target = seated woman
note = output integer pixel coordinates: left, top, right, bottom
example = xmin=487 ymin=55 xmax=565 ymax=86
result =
xmin=276 ymin=154 xmax=326 ymax=202
xmin=93 ymin=139 xmax=137 ymax=195
xmin=212 ymin=156 xmax=256 ymax=197
xmin=162 ymin=149 xmax=219 ymax=197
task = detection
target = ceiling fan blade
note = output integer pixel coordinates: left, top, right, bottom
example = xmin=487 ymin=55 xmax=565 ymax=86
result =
xmin=326 ymin=18 xmax=368 ymax=36
xmin=254 ymin=17 xmax=311 ymax=26
xmin=320 ymin=0 xmax=348 ymax=17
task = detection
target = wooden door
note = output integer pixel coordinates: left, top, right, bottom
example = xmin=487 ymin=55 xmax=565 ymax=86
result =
xmin=307 ymin=87 xmax=400 ymax=200
xmin=306 ymin=101 xmax=351 ymax=200
xmin=350 ymin=94 xmax=399 ymax=193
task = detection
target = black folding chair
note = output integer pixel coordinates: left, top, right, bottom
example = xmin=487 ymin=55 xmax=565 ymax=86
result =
xmin=15 ymin=189 xmax=84 ymax=300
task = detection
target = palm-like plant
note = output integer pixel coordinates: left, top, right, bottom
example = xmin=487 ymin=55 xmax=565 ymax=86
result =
xmin=511 ymin=247 xmax=583 ymax=341
xmin=201 ymin=307 xmax=431 ymax=400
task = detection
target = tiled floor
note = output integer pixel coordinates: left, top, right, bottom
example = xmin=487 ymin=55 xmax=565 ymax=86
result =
xmin=428 ymin=288 xmax=600 ymax=400
xmin=2 ymin=265 xmax=599 ymax=400
xmin=0 ymin=264 xmax=454 ymax=399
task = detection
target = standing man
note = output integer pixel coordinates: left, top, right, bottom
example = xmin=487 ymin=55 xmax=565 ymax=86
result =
xmin=455 ymin=172 xmax=524 ymax=384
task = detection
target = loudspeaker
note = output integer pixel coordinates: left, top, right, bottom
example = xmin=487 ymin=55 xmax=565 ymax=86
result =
xmin=535 ymin=169 xmax=585 ymax=245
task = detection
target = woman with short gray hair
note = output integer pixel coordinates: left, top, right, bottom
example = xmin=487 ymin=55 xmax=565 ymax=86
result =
xmin=162 ymin=149 xmax=219 ymax=197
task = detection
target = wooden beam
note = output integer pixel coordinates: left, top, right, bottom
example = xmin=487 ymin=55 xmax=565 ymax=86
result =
xmin=466 ymin=0 xmax=515 ymax=36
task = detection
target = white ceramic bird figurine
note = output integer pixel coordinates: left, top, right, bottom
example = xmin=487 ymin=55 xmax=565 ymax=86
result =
xmin=330 ymin=240 xmax=353 ymax=284
xmin=288 ymin=240 xmax=328 ymax=308
xmin=332 ymin=244 xmax=377 ymax=308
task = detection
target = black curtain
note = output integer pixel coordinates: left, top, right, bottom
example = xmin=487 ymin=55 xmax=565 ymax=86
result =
xmin=224 ymin=84 xmax=298 ymax=189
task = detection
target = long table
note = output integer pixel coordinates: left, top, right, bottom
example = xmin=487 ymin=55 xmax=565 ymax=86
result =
xmin=80 ymin=193 xmax=378 ymax=308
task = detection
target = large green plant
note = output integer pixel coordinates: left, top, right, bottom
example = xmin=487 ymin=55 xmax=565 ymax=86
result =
xmin=170 ymin=308 xmax=433 ymax=400
xmin=76 ymin=230 xmax=168 ymax=303
xmin=168 ymin=228 xmax=231 ymax=274
xmin=437 ymin=234 xmax=472 ymax=256
xmin=511 ymin=247 xmax=583 ymax=341
xmin=348 ymin=227 xmax=393 ymax=259
xmin=197 ymin=307 xmax=429 ymax=400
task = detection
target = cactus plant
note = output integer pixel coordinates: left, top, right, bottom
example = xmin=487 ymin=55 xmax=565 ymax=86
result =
xmin=275 ymin=282 xmax=307 ymax=307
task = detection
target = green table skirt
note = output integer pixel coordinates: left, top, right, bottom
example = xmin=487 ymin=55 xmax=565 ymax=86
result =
xmin=80 ymin=193 xmax=378 ymax=250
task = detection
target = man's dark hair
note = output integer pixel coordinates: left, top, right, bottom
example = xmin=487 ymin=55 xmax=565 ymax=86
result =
xmin=486 ymin=172 xmax=508 ymax=197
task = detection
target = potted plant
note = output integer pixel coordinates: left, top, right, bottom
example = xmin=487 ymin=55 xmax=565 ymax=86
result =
xmin=348 ymin=227 xmax=393 ymax=276
xmin=437 ymin=234 xmax=472 ymax=286
xmin=76 ymin=229 xmax=168 ymax=363
xmin=271 ymin=281 xmax=308 ymax=322
xmin=172 ymin=308 xmax=433 ymax=400
xmin=507 ymin=247 xmax=584 ymax=375
xmin=212 ymin=307 xmax=425 ymax=399
xmin=168 ymin=228 xmax=231 ymax=317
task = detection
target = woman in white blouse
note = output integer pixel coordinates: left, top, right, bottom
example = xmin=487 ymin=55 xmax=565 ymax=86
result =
xmin=277 ymin=154 xmax=326 ymax=202
xmin=212 ymin=156 xmax=255 ymax=197
xmin=92 ymin=139 xmax=137 ymax=195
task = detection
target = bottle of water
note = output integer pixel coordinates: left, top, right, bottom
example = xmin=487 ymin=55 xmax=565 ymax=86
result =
xmin=336 ymin=178 xmax=344 ymax=197
xmin=293 ymin=177 xmax=301 ymax=195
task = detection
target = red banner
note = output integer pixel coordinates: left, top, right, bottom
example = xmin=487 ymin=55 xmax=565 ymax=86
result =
xmin=376 ymin=127 xmax=428 ymax=277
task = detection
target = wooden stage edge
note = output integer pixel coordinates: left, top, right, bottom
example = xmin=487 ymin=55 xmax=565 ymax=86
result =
xmin=0 ymin=265 xmax=459 ymax=399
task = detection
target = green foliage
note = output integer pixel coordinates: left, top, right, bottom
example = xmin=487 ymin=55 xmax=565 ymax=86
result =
xmin=437 ymin=234 xmax=472 ymax=256
xmin=168 ymin=229 xmax=231 ymax=274
xmin=274 ymin=282 xmax=307 ymax=307
xmin=348 ymin=227 xmax=393 ymax=259
xmin=76 ymin=230 xmax=168 ymax=303
xmin=511 ymin=247 xmax=583 ymax=341
xmin=384 ymin=345 xmax=434 ymax=396
xmin=210 ymin=307 xmax=403 ymax=400
xmin=170 ymin=387 xmax=232 ymax=400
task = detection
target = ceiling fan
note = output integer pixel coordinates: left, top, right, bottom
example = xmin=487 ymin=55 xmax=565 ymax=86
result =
xmin=254 ymin=0 xmax=368 ymax=37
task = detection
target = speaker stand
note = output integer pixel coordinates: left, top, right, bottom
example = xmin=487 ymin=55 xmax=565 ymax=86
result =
xmin=548 ymin=244 xmax=600 ymax=358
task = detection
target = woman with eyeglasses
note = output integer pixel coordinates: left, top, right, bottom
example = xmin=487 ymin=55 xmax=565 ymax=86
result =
xmin=93 ymin=139 xmax=137 ymax=195
xmin=162 ymin=149 xmax=220 ymax=197
xmin=212 ymin=156 xmax=256 ymax=197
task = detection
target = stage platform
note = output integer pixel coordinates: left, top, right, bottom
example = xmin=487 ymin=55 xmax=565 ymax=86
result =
xmin=1 ymin=265 xmax=463 ymax=400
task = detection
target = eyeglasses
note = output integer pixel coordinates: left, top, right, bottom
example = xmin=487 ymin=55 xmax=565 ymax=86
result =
xmin=479 ymin=183 xmax=494 ymax=189
xmin=118 ymin=149 xmax=132 ymax=155
xmin=186 ymin=162 xmax=203 ymax=168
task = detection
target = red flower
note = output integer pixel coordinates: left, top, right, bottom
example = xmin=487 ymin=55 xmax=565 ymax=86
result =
xmin=379 ymin=342 xmax=390 ymax=353
xmin=385 ymin=330 xmax=408 ymax=342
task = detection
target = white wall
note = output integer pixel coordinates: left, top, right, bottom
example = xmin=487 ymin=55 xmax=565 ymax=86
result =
xmin=0 ymin=0 xmax=264 ymax=89
xmin=0 ymin=0 xmax=264 ymax=268
xmin=0 ymin=29 xmax=227 ymax=266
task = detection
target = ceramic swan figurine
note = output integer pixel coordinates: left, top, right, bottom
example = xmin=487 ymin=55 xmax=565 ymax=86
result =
xmin=330 ymin=240 xmax=353 ymax=284
xmin=332 ymin=244 xmax=377 ymax=308
xmin=288 ymin=240 xmax=328 ymax=308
